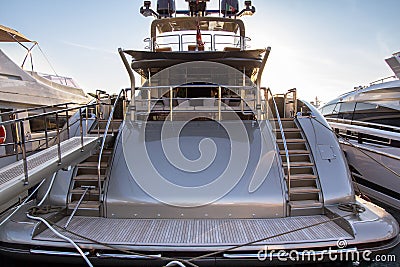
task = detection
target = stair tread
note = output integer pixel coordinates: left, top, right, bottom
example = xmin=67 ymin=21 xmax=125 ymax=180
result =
xmin=273 ymin=128 xmax=300 ymax=132
xmin=89 ymin=129 xmax=119 ymax=134
xmin=280 ymin=150 xmax=310 ymax=155
xmin=68 ymin=201 xmax=100 ymax=209
xmin=74 ymin=174 xmax=106 ymax=181
xmin=290 ymin=186 xmax=321 ymax=194
xmin=289 ymin=200 xmax=323 ymax=209
xmin=77 ymin=161 xmax=108 ymax=168
xmin=270 ymin=118 xmax=294 ymax=121
xmin=283 ymin=162 xmax=314 ymax=167
xmin=287 ymin=174 xmax=318 ymax=180
xmin=98 ymin=119 xmax=123 ymax=122
xmin=277 ymin=138 xmax=306 ymax=143
xmin=70 ymin=188 xmax=100 ymax=194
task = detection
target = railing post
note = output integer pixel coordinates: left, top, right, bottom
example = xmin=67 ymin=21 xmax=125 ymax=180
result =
xmin=65 ymin=105 xmax=70 ymax=139
xmin=43 ymin=108 xmax=49 ymax=149
xmin=79 ymin=108 xmax=84 ymax=151
xmin=118 ymin=48 xmax=136 ymax=121
xmin=169 ymin=87 xmax=173 ymax=121
xmin=55 ymin=113 xmax=62 ymax=165
xmin=11 ymin=115 xmax=19 ymax=161
xmin=19 ymin=121 xmax=29 ymax=185
xmin=218 ymin=86 xmax=222 ymax=121
xmin=85 ymin=106 xmax=89 ymax=134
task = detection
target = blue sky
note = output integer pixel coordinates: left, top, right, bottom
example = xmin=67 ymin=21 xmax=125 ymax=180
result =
xmin=1 ymin=0 xmax=399 ymax=103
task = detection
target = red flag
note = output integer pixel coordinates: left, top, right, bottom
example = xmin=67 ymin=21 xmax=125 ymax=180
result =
xmin=196 ymin=18 xmax=204 ymax=47
xmin=226 ymin=2 xmax=236 ymax=12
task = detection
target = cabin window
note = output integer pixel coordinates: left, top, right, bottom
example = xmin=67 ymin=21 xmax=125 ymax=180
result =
xmin=0 ymin=73 xmax=22 ymax=80
xmin=29 ymin=114 xmax=68 ymax=132
xmin=321 ymin=103 xmax=342 ymax=118
xmin=353 ymin=102 xmax=400 ymax=127
xmin=320 ymin=103 xmax=336 ymax=116
xmin=337 ymin=102 xmax=356 ymax=120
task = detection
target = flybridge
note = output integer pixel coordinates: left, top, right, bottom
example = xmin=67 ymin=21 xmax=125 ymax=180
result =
xmin=140 ymin=0 xmax=255 ymax=19
xmin=139 ymin=1 xmax=257 ymax=52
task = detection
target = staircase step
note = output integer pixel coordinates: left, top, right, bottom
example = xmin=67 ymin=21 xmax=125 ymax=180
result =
xmin=68 ymin=201 xmax=100 ymax=210
xmin=89 ymin=129 xmax=119 ymax=134
xmin=290 ymin=186 xmax=320 ymax=194
xmin=98 ymin=119 xmax=123 ymax=123
xmin=86 ymin=155 xmax=109 ymax=163
xmin=287 ymin=174 xmax=318 ymax=180
xmin=101 ymin=149 xmax=113 ymax=155
xmin=277 ymin=139 xmax=306 ymax=143
xmin=283 ymin=162 xmax=314 ymax=167
xmin=74 ymin=174 xmax=106 ymax=181
xmin=273 ymin=128 xmax=300 ymax=132
xmin=270 ymin=118 xmax=293 ymax=121
xmin=280 ymin=150 xmax=309 ymax=155
xmin=289 ymin=200 xmax=323 ymax=209
xmin=77 ymin=161 xmax=108 ymax=168
xmin=289 ymin=200 xmax=324 ymax=216
xmin=70 ymin=188 xmax=100 ymax=195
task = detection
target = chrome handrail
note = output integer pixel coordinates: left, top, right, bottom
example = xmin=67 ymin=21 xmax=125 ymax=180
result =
xmin=97 ymin=89 xmax=125 ymax=201
xmin=139 ymin=84 xmax=255 ymax=90
xmin=145 ymin=33 xmax=252 ymax=51
xmin=266 ymin=88 xmax=291 ymax=203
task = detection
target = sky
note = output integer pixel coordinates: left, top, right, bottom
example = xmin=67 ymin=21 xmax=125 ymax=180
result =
xmin=1 ymin=0 xmax=399 ymax=104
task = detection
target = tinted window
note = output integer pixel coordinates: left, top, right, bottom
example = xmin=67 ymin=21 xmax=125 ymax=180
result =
xmin=353 ymin=102 xmax=400 ymax=127
xmin=321 ymin=104 xmax=336 ymax=116
xmin=338 ymin=102 xmax=356 ymax=120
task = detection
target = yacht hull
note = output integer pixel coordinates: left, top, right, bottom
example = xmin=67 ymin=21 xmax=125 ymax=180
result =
xmin=339 ymin=140 xmax=400 ymax=209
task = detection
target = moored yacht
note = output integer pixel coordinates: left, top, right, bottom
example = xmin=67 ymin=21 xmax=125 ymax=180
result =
xmin=320 ymin=51 xmax=400 ymax=209
xmin=0 ymin=1 xmax=398 ymax=266
xmin=0 ymin=25 xmax=91 ymax=169
xmin=0 ymin=24 xmax=90 ymax=110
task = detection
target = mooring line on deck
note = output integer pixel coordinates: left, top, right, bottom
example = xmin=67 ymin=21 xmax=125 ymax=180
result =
xmin=28 ymin=208 xmax=358 ymax=266
xmin=28 ymin=212 xmax=199 ymax=267
xmin=186 ymin=212 xmax=355 ymax=262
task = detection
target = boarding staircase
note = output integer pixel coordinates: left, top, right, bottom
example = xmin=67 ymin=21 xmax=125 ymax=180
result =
xmin=270 ymin=89 xmax=323 ymax=216
xmin=66 ymin=93 xmax=124 ymax=217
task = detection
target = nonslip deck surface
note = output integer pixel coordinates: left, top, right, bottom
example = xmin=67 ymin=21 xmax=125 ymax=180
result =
xmin=35 ymin=215 xmax=352 ymax=247
xmin=0 ymin=137 xmax=98 ymax=187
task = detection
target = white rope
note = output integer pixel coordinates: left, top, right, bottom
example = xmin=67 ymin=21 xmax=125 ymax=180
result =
xmin=26 ymin=214 xmax=93 ymax=267
xmin=0 ymin=179 xmax=46 ymax=227
xmin=37 ymin=172 xmax=57 ymax=206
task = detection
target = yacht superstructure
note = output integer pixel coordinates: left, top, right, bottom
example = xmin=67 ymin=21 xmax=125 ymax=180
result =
xmin=0 ymin=1 xmax=398 ymax=266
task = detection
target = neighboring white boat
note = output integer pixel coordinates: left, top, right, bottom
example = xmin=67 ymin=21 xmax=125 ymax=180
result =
xmin=0 ymin=24 xmax=92 ymax=161
xmin=0 ymin=24 xmax=89 ymax=110
xmin=0 ymin=1 xmax=398 ymax=266
xmin=320 ymin=52 xmax=400 ymax=209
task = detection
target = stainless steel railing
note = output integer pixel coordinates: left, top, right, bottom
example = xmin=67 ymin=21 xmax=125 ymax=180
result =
xmin=265 ymin=88 xmax=292 ymax=200
xmin=97 ymin=89 xmax=127 ymax=201
xmin=0 ymin=103 xmax=98 ymax=185
xmin=144 ymin=33 xmax=251 ymax=51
